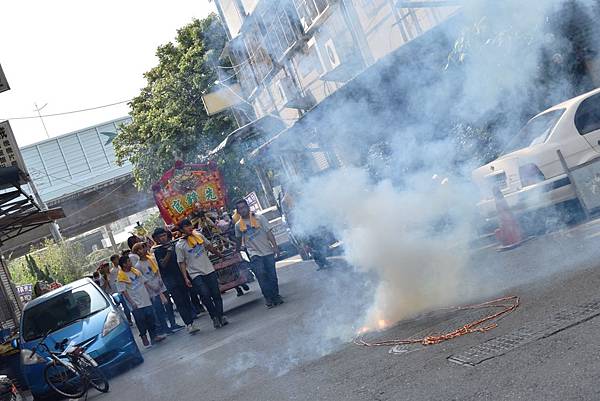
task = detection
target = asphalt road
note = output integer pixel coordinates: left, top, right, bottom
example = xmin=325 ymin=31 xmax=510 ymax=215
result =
xmin=79 ymin=219 xmax=600 ymax=401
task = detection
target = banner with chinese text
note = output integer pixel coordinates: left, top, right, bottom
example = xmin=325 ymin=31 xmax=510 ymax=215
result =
xmin=152 ymin=161 xmax=227 ymax=225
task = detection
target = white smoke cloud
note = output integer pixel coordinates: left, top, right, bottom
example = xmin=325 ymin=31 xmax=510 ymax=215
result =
xmin=286 ymin=0 xmax=597 ymax=330
xmin=223 ymin=0 xmax=599 ymax=378
xmin=293 ymin=167 xmax=475 ymax=328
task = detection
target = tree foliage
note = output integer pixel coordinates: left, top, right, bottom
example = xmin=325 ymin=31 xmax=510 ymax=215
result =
xmin=8 ymin=239 xmax=89 ymax=285
xmin=113 ymin=15 xmax=260 ymax=203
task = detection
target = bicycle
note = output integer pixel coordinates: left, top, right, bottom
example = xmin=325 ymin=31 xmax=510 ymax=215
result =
xmin=29 ymin=330 xmax=109 ymax=399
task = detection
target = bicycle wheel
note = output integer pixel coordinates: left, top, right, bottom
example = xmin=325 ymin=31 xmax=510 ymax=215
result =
xmin=75 ymin=355 xmax=109 ymax=393
xmin=44 ymin=361 xmax=86 ymax=399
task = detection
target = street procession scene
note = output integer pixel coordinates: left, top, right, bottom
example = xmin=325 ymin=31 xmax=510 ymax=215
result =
xmin=2 ymin=0 xmax=600 ymax=400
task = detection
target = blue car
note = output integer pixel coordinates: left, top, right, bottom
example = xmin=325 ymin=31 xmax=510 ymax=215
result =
xmin=16 ymin=278 xmax=143 ymax=400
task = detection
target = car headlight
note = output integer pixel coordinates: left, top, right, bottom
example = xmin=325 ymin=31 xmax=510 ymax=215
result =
xmin=102 ymin=310 xmax=121 ymax=337
xmin=21 ymin=349 xmax=46 ymax=365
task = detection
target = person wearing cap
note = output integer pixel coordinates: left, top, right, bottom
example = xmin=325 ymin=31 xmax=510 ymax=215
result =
xmin=152 ymin=227 xmax=200 ymax=334
xmin=176 ymin=219 xmax=228 ymax=329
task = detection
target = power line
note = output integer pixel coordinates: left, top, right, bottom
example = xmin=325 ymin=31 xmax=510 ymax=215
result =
xmin=0 ymin=100 xmax=131 ymax=121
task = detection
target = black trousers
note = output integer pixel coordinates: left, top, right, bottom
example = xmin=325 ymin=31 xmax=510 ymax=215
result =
xmin=131 ymin=306 xmax=157 ymax=339
xmin=249 ymin=254 xmax=280 ymax=303
xmin=191 ymin=271 xmax=223 ymax=320
xmin=307 ymin=236 xmax=329 ymax=268
xmin=167 ymin=284 xmax=195 ymax=325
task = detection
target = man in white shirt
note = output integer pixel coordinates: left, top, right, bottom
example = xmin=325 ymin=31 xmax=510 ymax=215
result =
xmin=132 ymin=243 xmax=181 ymax=335
xmin=116 ymin=255 xmax=166 ymax=347
xmin=176 ymin=219 xmax=227 ymax=329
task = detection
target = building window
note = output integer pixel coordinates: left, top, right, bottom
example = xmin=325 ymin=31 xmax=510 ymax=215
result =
xmin=230 ymin=44 xmax=258 ymax=96
xmin=293 ymin=0 xmax=330 ymax=32
xmin=259 ymin=2 xmax=300 ymax=62
xmin=244 ymin=23 xmax=275 ymax=83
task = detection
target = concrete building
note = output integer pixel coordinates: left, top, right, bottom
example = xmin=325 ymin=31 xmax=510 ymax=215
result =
xmin=20 ymin=117 xmax=132 ymax=203
xmin=210 ymin=0 xmax=460 ymax=201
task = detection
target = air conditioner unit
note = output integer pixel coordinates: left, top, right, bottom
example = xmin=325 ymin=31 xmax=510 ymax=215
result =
xmin=323 ymin=38 xmax=341 ymax=69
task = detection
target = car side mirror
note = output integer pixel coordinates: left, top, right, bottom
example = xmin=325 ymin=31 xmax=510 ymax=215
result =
xmin=10 ymin=339 xmax=19 ymax=349
xmin=111 ymin=294 xmax=121 ymax=304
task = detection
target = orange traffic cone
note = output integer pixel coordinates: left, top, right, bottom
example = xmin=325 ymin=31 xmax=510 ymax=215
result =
xmin=492 ymin=187 xmax=524 ymax=250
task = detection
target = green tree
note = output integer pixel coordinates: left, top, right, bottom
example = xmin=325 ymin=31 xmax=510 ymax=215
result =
xmin=9 ymin=257 xmax=35 ymax=286
xmin=26 ymin=255 xmax=47 ymax=281
xmin=38 ymin=239 xmax=89 ymax=284
xmin=114 ymin=15 xmax=260 ymax=203
xmin=9 ymin=239 xmax=89 ymax=286
xmin=141 ymin=212 xmax=164 ymax=235
xmin=44 ymin=266 xmax=54 ymax=283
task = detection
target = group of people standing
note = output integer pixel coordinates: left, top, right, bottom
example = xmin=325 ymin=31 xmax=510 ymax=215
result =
xmin=94 ymin=198 xmax=284 ymax=348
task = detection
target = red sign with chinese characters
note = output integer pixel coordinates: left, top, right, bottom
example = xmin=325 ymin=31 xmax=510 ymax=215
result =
xmin=152 ymin=161 xmax=227 ymax=225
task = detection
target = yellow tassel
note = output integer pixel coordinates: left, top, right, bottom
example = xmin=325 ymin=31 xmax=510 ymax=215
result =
xmin=146 ymin=255 xmax=159 ymax=274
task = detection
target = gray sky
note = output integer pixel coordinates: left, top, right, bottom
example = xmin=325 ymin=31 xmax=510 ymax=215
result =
xmin=0 ymin=0 xmax=215 ymax=147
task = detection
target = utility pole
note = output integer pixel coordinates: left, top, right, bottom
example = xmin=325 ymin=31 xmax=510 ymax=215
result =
xmin=33 ymin=102 xmax=50 ymax=138
xmin=104 ymin=224 xmax=117 ymax=252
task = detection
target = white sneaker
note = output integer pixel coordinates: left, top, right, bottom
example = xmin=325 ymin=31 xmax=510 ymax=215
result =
xmin=187 ymin=322 xmax=200 ymax=334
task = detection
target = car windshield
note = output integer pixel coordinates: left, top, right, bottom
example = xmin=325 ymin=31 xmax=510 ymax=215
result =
xmin=22 ymin=283 xmax=108 ymax=341
xmin=502 ymin=109 xmax=565 ymax=155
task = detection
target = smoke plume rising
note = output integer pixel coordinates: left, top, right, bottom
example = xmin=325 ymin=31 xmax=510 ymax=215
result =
xmin=223 ymin=0 xmax=600 ymax=378
xmin=288 ymin=0 xmax=597 ymax=329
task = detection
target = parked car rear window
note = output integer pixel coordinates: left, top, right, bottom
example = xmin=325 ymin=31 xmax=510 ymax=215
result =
xmin=575 ymin=93 xmax=600 ymax=135
xmin=502 ymin=109 xmax=565 ymax=155
xmin=22 ymin=284 xmax=108 ymax=341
